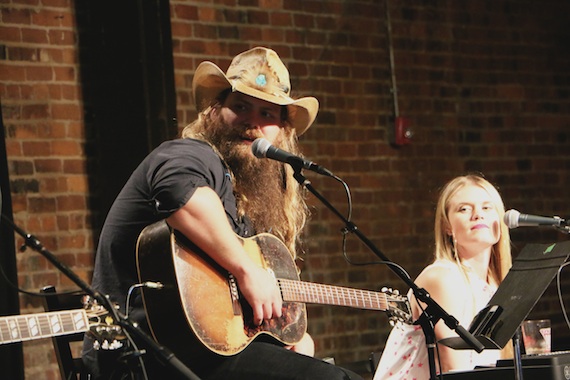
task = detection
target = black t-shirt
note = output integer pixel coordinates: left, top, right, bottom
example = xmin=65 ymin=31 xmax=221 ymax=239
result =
xmin=90 ymin=138 xmax=251 ymax=316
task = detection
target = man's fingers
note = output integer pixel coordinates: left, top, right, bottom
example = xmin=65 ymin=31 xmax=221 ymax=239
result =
xmin=266 ymin=299 xmax=283 ymax=318
xmin=252 ymin=304 xmax=263 ymax=326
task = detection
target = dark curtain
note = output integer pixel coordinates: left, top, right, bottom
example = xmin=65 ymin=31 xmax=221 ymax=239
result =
xmin=0 ymin=103 xmax=25 ymax=379
xmin=73 ymin=0 xmax=178 ymax=233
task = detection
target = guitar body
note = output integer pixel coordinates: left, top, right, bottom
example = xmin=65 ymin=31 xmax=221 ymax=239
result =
xmin=136 ymin=220 xmax=307 ymax=360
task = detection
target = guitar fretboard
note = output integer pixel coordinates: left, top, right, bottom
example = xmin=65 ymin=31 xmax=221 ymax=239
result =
xmin=0 ymin=309 xmax=88 ymax=345
xmin=278 ymin=279 xmax=388 ymax=311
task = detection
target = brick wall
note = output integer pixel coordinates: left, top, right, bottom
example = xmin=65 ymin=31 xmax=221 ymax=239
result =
xmin=1 ymin=0 xmax=91 ymax=378
xmin=2 ymin=0 xmax=570 ymax=378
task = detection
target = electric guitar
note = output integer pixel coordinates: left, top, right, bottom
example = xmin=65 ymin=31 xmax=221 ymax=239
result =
xmin=136 ymin=220 xmax=412 ymax=361
xmin=0 ymin=297 xmax=124 ymax=350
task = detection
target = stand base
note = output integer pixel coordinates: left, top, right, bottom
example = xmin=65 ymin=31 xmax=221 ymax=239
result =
xmin=440 ymin=365 xmax=562 ymax=380
xmin=440 ymin=351 xmax=570 ymax=380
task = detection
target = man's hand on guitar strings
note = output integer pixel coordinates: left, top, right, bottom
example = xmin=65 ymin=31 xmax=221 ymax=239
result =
xmin=234 ymin=264 xmax=283 ymax=326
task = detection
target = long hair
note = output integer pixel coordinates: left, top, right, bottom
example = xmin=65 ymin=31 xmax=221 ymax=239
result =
xmin=434 ymin=174 xmax=512 ymax=285
xmin=181 ymin=96 xmax=309 ymax=258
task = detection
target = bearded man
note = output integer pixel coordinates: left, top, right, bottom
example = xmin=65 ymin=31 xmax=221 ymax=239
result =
xmin=82 ymin=47 xmax=363 ymax=380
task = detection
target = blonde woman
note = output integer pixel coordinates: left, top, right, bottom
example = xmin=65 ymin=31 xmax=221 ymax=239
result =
xmin=375 ymin=174 xmax=512 ymax=379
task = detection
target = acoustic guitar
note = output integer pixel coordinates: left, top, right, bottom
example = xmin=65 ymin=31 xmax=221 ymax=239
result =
xmin=136 ymin=220 xmax=411 ymax=361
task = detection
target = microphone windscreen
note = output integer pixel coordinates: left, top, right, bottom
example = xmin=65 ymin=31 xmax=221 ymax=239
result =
xmin=252 ymin=138 xmax=271 ymax=158
xmin=503 ymin=209 xmax=520 ymax=228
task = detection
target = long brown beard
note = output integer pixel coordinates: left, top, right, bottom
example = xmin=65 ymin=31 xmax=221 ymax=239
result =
xmin=203 ymin=114 xmax=288 ymax=235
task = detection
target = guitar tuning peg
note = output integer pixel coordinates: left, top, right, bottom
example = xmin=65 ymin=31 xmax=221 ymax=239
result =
xmin=82 ymin=295 xmax=92 ymax=307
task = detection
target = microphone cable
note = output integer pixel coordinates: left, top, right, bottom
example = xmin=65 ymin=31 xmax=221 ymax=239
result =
xmin=556 ymin=262 xmax=570 ymax=333
xmin=332 ymin=173 xmax=412 ymax=281
xmin=118 ymin=281 xmax=164 ymax=380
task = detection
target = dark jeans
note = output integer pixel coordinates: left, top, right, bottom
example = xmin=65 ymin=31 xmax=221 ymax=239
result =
xmin=84 ymin=340 xmax=364 ymax=380
xmin=194 ymin=342 xmax=364 ymax=380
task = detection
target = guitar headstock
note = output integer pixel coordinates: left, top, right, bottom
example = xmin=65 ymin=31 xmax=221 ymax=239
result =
xmin=381 ymin=287 xmax=413 ymax=326
xmin=83 ymin=296 xmax=126 ymax=351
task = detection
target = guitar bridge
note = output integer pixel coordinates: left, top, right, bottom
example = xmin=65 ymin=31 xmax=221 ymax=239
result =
xmin=228 ymin=273 xmax=241 ymax=316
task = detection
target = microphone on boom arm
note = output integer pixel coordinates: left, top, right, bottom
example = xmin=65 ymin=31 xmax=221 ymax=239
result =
xmin=503 ymin=209 xmax=566 ymax=229
xmin=251 ymin=138 xmax=334 ymax=177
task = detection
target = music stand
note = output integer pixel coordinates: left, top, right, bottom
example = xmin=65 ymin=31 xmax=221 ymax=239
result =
xmin=440 ymin=240 xmax=570 ymax=350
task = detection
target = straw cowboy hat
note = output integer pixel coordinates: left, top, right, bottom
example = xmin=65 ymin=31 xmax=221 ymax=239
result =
xmin=192 ymin=47 xmax=319 ymax=136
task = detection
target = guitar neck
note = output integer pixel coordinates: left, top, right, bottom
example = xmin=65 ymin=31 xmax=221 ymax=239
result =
xmin=0 ymin=309 xmax=88 ymax=345
xmin=278 ymin=279 xmax=388 ymax=311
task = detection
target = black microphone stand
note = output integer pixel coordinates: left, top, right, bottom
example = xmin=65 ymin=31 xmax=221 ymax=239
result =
xmin=512 ymin=327 xmax=524 ymax=380
xmin=291 ymin=169 xmax=485 ymax=380
xmin=0 ymin=213 xmax=201 ymax=380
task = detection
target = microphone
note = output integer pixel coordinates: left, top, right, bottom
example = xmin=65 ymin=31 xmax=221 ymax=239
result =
xmin=503 ymin=209 xmax=566 ymax=229
xmin=251 ymin=138 xmax=333 ymax=176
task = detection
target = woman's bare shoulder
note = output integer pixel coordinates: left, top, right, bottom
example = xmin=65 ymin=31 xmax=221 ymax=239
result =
xmin=415 ymin=260 xmax=467 ymax=297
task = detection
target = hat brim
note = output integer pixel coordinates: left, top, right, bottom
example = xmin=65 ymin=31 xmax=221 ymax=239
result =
xmin=192 ymin=61 xmax=318 ymax=136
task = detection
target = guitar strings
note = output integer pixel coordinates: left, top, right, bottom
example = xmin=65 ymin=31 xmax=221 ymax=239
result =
xmin=277 ymin=278 xmax=389 ymax=310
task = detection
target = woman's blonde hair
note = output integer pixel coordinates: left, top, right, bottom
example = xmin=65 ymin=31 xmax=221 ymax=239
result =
xmin=434 ymin=174 xmax=512 ymax=285
xmin=181 ymin=99 xmax=309 ymax=258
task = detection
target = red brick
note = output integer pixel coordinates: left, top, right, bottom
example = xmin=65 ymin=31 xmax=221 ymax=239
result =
xmin=50 ymin=103 xmax=81 ymax=120
xmin=172 ymin=4 xmax=199 ymax=20
xmin=22 ymin=141 xmax=52 ymax=156
xmin=0 ymin=64 xmax=27 ymax=81
xmin=51 ymin=140 xmax=82 ymax=156
xmin=35 ymin=158 xmax=62 ymax=173
xmin=20 ymin=27 xmax=49 ymax=44
xmin=56 ymin=194 xmax=86 ymax=211
xmin=0 ymin=25 xmax=21 ymax=42
xmin=28 ymin=196 xmax=57 ymax=213
xmin=53 ymin=65 xmax=76 ymax=81
xmin=26 ymin=65 xmax=54 ymax=81
xmin=31 ymin=9 xmax=74 ymax=28
xmin=1 ymin=7 xmax=32 ymax=25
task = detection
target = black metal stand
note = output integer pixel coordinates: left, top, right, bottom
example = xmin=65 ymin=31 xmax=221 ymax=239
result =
xmin=416 ymin=312 xmax=439 ymax=378
xmin=513 ymin=327 xmax=524 ymax=380
xmin=1 ymin=213 xmax=200 ymax=380
xmin=292 ymin=170 xmax=484 ymax=380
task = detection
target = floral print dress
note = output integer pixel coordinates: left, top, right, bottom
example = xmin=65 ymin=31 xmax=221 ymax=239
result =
xmin=374 ymin=260 xmax=500 ymax=380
